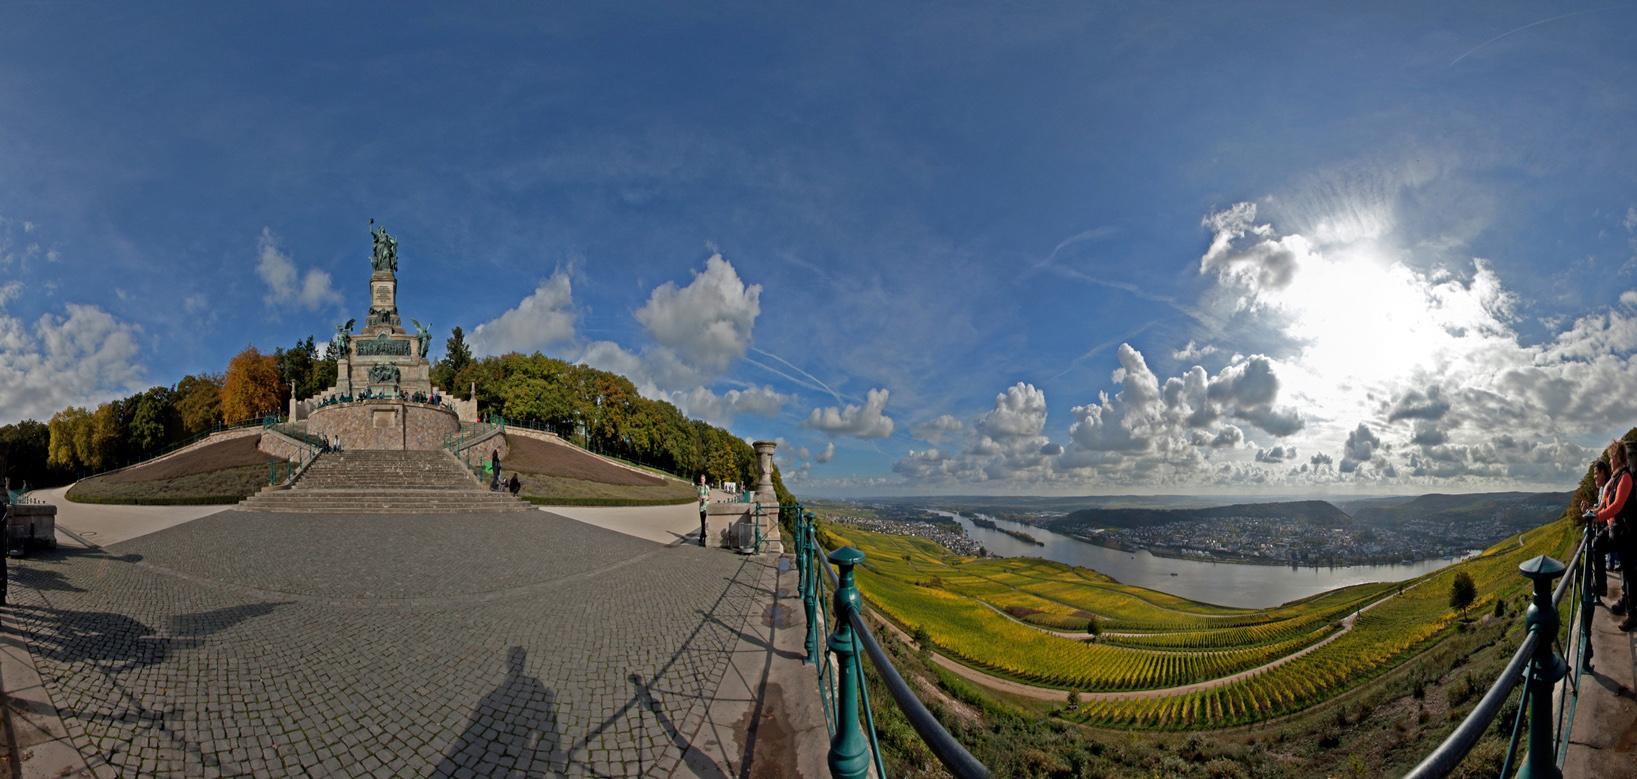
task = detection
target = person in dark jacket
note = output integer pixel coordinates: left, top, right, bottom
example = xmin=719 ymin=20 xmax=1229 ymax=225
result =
xmin=1594 ymin=441 xmax=1637 ymax=630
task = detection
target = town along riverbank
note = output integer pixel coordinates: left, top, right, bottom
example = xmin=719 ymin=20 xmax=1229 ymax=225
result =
xmin=934 ymin=511 xmax=1474 ymax=609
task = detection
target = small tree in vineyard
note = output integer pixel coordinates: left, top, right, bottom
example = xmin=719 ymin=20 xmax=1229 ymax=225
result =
xmin=1449 ymin=571 xmax=1476 ymax=620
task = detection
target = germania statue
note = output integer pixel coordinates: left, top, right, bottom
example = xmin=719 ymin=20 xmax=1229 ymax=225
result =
xmin=369 ymin=218 xmax=398 ymax=273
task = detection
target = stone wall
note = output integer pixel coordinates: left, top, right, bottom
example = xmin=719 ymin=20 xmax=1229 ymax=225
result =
xmin=306 ymin=400 xmax=461 ymax=451
xmin=257 ymin=430 xmax=302 ymax=461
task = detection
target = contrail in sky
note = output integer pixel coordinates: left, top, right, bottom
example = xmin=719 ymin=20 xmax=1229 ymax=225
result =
xmin=1450 ymin=5 xmax=1632 ymax=66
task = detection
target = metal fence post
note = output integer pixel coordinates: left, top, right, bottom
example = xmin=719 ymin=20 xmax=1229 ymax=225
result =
xmin=801 ymin=512 xmax=817 ymax=665
xmin=1518 ymin=555 xmax=1567 ymax=779
xmin=827 ymin=546 xmax=870 ymax=779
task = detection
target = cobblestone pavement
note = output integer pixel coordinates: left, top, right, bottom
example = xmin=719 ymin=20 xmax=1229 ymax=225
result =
xmin=5 ymin=509 xmax=771 ymax=778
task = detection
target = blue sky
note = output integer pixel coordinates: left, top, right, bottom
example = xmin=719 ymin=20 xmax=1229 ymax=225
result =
xmin=3 ymin=2 xmax=1637 ymax=497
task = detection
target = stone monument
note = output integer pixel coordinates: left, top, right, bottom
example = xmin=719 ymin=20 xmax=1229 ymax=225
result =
xmin=286 ymin=223 xmax=478 ymax=449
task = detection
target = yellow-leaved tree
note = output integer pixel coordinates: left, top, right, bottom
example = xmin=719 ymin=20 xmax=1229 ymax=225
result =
xmin=47 ymin=406 xmax=94 ymax=471
xmin=220 ymin=347 xmax=286 ymax=424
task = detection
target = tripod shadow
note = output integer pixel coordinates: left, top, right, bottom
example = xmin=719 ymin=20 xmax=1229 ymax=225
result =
xmin=436 ymin=646 xmax=561 ymax=778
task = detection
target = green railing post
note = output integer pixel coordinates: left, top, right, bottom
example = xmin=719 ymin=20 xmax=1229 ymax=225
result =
xmin=801 ymin=512 xmax=818 ymax=665
xmin=827 ymin=546 xmax=871 ymax=779
xmin=1518 ymin=555 xmax=1567 ymax=779
xmin=1578 ymin=528 xmax=1597 ymax=674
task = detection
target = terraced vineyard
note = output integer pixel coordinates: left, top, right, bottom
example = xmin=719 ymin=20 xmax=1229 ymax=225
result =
xmin=819 ymin=513 xmax=1575 ymax=728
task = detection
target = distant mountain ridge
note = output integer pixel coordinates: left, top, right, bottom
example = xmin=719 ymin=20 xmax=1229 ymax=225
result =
xmin=1049 ymin=499 xmax=1352 ymax=532
xmin=1350 ymin=491 xmax=1570 ymax=529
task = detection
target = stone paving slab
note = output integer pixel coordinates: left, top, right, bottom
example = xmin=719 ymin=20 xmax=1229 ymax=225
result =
xmin=3 ymin=508 xmax=772 ymax=778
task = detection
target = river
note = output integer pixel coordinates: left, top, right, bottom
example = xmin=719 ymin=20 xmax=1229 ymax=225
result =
xmin=937 ymin=511 xmax=1474 ymax=609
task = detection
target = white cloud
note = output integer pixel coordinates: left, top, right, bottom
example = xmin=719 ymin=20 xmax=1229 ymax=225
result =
xmin=0 ymin=301 xmax=144 ymax=424
xmin=1171 ymin=340 xmax=1218 ymax=362
xmin=257 ymin=228 xmax=343 ymax=312
xmin=910 ymin=414 xmax=964 ymax=444
xmin=634 ymin=253 xmax=761 ymax=379
xmin=666 ymin=384 xmax=794 ymax=427
xmin=804 ymin=388 xmax=895 ymax=438
xmin=1624 ymin=206 xmax=1637 ymax=232
xmin=815 ymin=441 xmax=836 ymax=463
xmin=470 ymin=269 xmax=577 ymax=356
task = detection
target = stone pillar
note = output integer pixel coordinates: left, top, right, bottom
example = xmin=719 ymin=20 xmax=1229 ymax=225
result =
xmin=753 ymin=440 xmax=777 ymax=504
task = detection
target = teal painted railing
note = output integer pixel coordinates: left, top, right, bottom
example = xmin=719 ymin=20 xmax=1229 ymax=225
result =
xmin=794 ymin=512 xmax=990 ymax=779
xmin=1402 ymin=524 xmax=1595 ymax=778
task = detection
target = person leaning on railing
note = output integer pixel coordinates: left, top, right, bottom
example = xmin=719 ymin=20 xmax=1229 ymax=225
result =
xmin=1581 ymin=459 xmax=1613 ymax=602
xmin=1591 ymin=440 xmax=1637 ymax=631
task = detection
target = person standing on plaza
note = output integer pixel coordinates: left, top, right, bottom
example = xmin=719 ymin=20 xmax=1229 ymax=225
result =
xmin=698 ymin=474 xmax=710 ymax=547
xmin=1581 ymin=460 xmax=1613 ymax=599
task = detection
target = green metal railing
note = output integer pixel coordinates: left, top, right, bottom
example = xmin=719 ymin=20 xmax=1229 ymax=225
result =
xmin=262 ymin=421 xmax=321 ymax=486
xmin=1402 ymin=523 xmax=1595 ymax=779
xmin=794 ymin=512 xmax=990 ymax=779
xmin=443 ymin=414 xmax=508 ymax=479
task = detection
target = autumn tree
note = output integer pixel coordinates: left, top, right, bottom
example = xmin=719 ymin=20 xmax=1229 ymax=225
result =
xmin=89 ymin=401 xmax=128 ymax=470
xmin=47 ymin=406 xmax=93 ymax=471
xmin=221 ymin=347 xmax=287 ymax=423
xmin=175 ymin=373 xmax=224 ymax=436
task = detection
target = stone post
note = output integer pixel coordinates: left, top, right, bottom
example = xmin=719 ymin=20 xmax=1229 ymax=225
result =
xmin=753 ymin=440 xmax=777 ymax=503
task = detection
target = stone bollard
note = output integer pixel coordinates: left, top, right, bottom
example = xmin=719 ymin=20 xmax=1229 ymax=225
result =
xmin=827 ymin=546 xmax=870 ymax=779
xmin=1518 ymin=554 xmax=1567 ymax=779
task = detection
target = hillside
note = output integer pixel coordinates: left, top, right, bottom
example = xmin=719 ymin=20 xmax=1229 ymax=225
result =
xmin=1049 ymin=498 xmax=1351 ymax=532
xmin=1351 ymin=491 xmax=1569 ymax=531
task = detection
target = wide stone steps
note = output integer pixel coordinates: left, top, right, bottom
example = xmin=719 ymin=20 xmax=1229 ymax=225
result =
xmin=237 ymin=450 xmax=533 ymax=514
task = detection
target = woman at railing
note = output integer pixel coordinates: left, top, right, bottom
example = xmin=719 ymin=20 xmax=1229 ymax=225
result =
xmin=1581 ymin=460 xmax=1613 ymax=603
xmin=1592 ymin=441 xmax=1637 ymax=631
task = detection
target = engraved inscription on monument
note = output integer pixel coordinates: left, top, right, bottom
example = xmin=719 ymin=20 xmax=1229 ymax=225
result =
xmin=357 ymin=334 xmax=411 ymax=357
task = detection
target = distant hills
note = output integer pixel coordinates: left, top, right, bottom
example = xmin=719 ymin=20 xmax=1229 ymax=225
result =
xmin=1349 ymin=491 xmax=1570 ymax=530
xmin=1049 ymin=499 xmax=1352 ymax=532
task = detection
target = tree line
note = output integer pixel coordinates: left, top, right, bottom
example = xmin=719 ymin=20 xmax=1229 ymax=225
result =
xmin=2 ymin=328 xmax=788 ymax=503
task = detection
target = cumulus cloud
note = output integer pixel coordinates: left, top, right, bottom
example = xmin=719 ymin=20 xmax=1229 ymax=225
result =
xmin=1255 ymin=445 xmax=1296 ymax=463
xmin=470 ymin=269 xmax=576 ymax=355
xmin=666 ymin=384 xmax=793 ymax=427
xmin=1339 ymin=423 xmax=1382 ymax=473
xmin=804 ymin=388 xmax=895 ymax=438
xmin=815 ymin=441 xmax=836 ymax=463
xmin=910 ymin=414 xmax=965 ymax=444
xmin=634 ymin=253 xmax=761 ymax=379
xmin=0 ymin=300 xmax=144 ymax=424
xmin=257 ymin=228 xmax=342 ymax=312
xmin=1172 ymin=340 xmax=1218 ymax=361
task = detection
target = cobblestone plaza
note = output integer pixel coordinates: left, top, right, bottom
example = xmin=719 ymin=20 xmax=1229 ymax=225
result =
xmin=6 ymin=509 xmax=770 ymax=778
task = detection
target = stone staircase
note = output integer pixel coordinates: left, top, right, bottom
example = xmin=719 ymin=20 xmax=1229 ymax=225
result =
xmin=236 ymin=449 xmax=534 ymax=514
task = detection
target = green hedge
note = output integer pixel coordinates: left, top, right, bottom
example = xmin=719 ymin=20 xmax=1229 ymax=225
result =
xmin=65 ymin=495 xmax=246 ymax=506
xmin=522 ymin=495 xmax=697 ymax=507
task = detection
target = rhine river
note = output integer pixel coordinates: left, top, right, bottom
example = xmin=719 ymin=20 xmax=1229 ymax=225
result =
xmin=939 ymin=512 xmax=1475 ymax=609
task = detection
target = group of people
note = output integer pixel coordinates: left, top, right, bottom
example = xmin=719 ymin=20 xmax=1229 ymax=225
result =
xmin=319 ymin=434 xmax=344 ymax=454
xmin=1580 ymin=439 xmax=1637 ymax=633
xmin=488 ymin=449 xmax=521 ymax=496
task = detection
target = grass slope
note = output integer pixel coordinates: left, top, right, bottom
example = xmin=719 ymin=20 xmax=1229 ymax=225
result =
xmin=66 ymin=436 xmax=276 ymax=504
